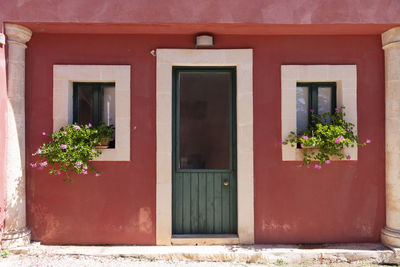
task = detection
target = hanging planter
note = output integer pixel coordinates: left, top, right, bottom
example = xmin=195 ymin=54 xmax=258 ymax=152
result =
xmin=281 ymin=106 xmax=370 ymax=169
xmin=31 ymin=123 xmax=114 ymax=183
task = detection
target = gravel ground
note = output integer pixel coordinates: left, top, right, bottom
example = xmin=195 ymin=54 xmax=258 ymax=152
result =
xmin=0 ymin=253 xmax=394 ymax=267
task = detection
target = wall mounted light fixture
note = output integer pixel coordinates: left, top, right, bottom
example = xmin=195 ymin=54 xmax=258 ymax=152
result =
xmin=195 ymin=34 xmax=214 ymax=47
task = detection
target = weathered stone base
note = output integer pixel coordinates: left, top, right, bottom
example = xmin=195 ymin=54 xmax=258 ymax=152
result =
xmin=382 ymin=227 xmax=400 ymax=248
xmin=1 ymin=227 xmax=31 ymax=249
xmin=7 ymin=243 xmax=400 ymax=265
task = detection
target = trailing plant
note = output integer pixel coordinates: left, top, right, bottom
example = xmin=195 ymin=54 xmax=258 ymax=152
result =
xmin=282 ymin=106 xmax=370 ymax=169
xmin=31 ymin=123 xmax=114 ymax=183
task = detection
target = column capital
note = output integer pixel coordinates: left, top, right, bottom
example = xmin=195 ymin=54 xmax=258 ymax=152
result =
xmin=5 ymin=24 xmax=32 ymax=47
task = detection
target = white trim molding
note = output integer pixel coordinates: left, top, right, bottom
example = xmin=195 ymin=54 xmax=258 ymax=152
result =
xmin=281 ymin=65 xmax=358 ymax=161
xmin=156 ymin=49 xmax=254 ymax=245
xmin=53 ymin=65 xmax=131 ymax=161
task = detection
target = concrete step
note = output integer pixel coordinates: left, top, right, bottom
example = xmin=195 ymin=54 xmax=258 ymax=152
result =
xmin=8 ymin=243 xmax=400 ymax=265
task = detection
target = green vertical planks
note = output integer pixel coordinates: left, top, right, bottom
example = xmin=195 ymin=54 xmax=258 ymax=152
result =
xmin=198 ymin=173 xmax=207 ymax=233
xmin=172 ymin=171 xmax=237 ymax=234
xmin=190 ymin=173 xmax=199 ymax=233
xmin=221 ymin=172 xmax=230 ymax=234
xmin=182 ymin=173 xmax=191 ymax=233
xmin=206 ymin=174 xmax=215 ymax=233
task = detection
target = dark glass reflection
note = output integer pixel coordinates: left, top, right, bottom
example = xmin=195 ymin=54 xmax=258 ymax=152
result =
xmin=296 ymin=86 xmax=309 ymax=135
xmin=179 ymin=72 xmax=230 ymax=169
xmin=77 ymin=84 xmax=93 ymax=125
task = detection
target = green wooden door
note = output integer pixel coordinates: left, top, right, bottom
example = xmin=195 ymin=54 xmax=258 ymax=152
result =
xmin=172 ymin=67 xmax=237 ymax=235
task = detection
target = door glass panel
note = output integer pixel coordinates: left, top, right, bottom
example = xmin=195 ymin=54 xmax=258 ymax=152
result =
xmin=296 ymin=86 xmax=309 ymax=135
xmin=179 ymin=71 xmax=230 ymax=169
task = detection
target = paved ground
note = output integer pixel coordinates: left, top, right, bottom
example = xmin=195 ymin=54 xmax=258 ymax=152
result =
xmin=1 ymin=243 xmax=399 ymax=266
xmin=0 ymin=254 xmax=397 ymax=267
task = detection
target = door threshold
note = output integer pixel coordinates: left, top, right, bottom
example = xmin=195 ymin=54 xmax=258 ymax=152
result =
xmin=171 ymin=234 xmax=239 ymax=245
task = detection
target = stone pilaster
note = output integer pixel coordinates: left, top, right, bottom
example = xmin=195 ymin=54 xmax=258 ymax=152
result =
xmin=1 ymin=24 xmax=32 ymax=248
xmin=382 ymin=27 xmax=400 ymax=248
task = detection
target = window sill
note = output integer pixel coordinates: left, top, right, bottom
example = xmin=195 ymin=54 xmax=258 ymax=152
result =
xmin=282 ymin=145 xmax=357 ymax=161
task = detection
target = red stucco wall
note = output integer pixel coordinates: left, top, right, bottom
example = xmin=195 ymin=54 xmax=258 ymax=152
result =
xmin=0 ymin=30 xmax=7 ymax=241
xmin=2 ymin=0 xmax=400 ymax=25
xmin=26 ymin=33 xmax=385 ymax=244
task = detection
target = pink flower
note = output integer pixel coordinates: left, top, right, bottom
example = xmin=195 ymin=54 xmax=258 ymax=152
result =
xmin=366 ymin=139 xmax=371 ymax=144
xmin=300 ymin=143 xmax=304 ymax=148
xmin=347 ymin=155 xmax=351 ymax=160
xmin=306 ymin=165 xmax=311 ymax=169
xmin=91 ymin=149 xmax=96 ymax=153
xmin=325 ymin=160 xmax=331 ymax=164
xmin=82 ymin=170 xmax=88 ymax=175
xmin=63 ymin=131 xmax=67 ymax=134
xmin=278 ymin=141 xmax=285 ymax=145
xmin=74 ymin=146 xmax=78 ymax=149
xmin=335 ymin=107 xmax=342 ymax=113
xmin=30 ymin=162 xmax=37 ymax=168
xmin=39 ymin=161 xmax=48 ymax=167
xmin=95 ymin=173 xmax=101 ymax=177
xmin=310 ymin=109 xmax=315 ymax=113
xmin=73 ymin=125 xmax=80 ymax=130
xmin=301 ymin=135 xmax=308 ymax=141
xmin=314 ymin=164 xmax=322 ymax=170
xmin=35 ymin=148 xmax=42 ymax=155
xmin=75 ymin=161 xmax=82 ymax=166
xmin=42 ymin=132 xmax=46 ymax=136
xmin=88 ymin=123 xmax=92 ymax=128
xmin=37 ymin=166 xmax=44 ymax=171
xmin=82 ymin=165 xmax=88 ymax=170
xmin=335 ymin=136 xmax=345 ymax=144
xmin=60 ymin=144 xmax=67 ymax=149
xmin=57 ymin=170 xmax=61 ymax=175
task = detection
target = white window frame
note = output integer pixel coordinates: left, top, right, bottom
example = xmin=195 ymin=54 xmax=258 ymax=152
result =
xmin=53 ymin=65 xmax=131 ymax=161
xmin=281 ymin=65 xmax=357 ymax=161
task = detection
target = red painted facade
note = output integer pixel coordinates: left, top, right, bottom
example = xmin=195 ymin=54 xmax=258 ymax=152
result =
xmin=24 ymin=33 xmax=385 ymax=244
xmin=1 ymin=0 xmax=400 ymax=25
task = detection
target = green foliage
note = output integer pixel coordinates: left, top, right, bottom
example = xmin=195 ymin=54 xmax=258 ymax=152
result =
xmin=283 ymin=107 xmax=369 ymax=167
xmin=1 ymin=249 xmax=10 ymax=258
xmin=96 ymin=122 xmax=115 ymax=143
xmin=31 ymin=123 xmax=114 ymax=182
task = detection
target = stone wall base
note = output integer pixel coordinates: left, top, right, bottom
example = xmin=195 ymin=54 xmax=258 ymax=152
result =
xmin=382 ymin=227 xmax=400 ymax=248
xmin=1 ymin=227 xmax=31 ymax=249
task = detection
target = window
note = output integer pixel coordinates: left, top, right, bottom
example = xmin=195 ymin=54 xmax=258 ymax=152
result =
xmin=53 ymin=65 xmax=130 ymax=161
xmin=296 ymin=82 xmax=336 ymax=135
xmin=73 ymin=82 xmax=115 ymax=126
xmin=281 ymin=65 xmax=357 ymax=161
xmin=73 ymin=82 xmax=116 ymax=148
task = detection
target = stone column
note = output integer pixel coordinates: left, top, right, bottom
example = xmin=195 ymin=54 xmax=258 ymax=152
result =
xmin=382 ymin=27 xmax=400 ymax=248
xmin=1 ymin=24 xmax=32 ymax=248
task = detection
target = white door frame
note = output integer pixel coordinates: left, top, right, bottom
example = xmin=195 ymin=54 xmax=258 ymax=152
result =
xmin=156 ymin=49 xmax=254 ymax=245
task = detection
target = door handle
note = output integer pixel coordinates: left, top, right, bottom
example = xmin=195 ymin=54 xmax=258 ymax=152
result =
xmin=223 ymin=180 xmax=229 ymax=186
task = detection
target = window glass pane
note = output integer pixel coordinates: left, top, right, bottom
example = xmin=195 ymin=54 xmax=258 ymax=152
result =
xmin=179 ymin=71 xmax=230 ymax=170
xmin=76 ymin=84 xmax=93 ymax=125
xmin=296 ymin=86 xmax=309 ymax=135
xmin=317 ymin=87 xmax=332 ymax=115
xmin=102 ymin=85 xmax=115 ymax=126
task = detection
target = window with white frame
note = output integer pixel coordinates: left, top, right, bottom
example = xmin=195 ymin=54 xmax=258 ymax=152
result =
xmin=281 ymin=65 xmax=357 ymax=161
xmin=53 ymin=65 xmax=131 ymax=161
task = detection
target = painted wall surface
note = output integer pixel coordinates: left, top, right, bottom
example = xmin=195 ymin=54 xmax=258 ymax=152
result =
xmin=0 ymin=31 xmax=7 ymax=241
xmin=1 ymin=0 xmax=400 ymax=25
xmin=26 ymin=34 xmax=385 ymax=244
